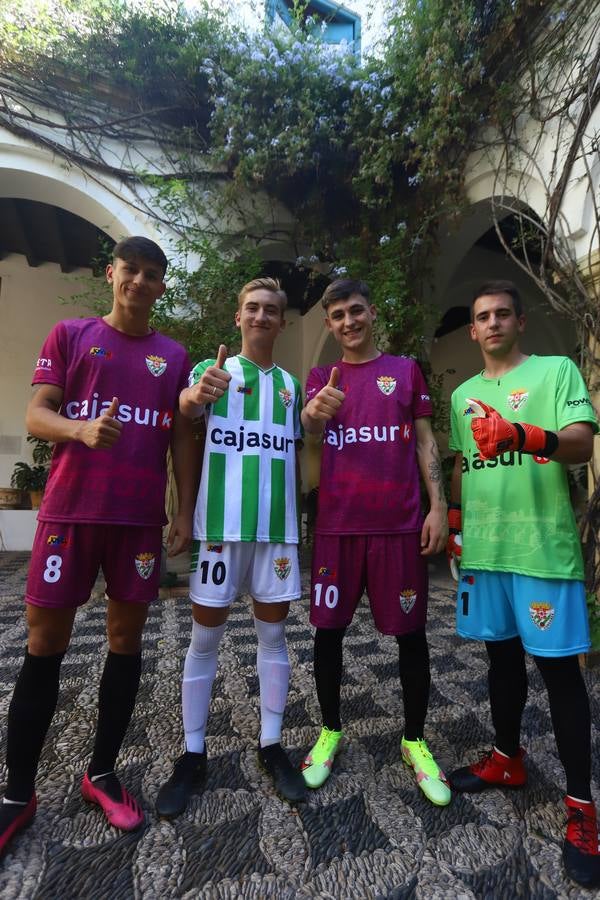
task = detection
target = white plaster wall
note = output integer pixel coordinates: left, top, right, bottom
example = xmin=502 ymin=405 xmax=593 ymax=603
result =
xmin=0 ymin=254 xmax=101 ymax=487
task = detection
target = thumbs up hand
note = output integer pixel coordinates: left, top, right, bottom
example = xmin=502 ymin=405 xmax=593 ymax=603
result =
xmin=187 ymin=344 xmax=232 ymax=408
xmin=304 ymin=367 xmax=345 ymax=427
xmin=78 ymin=396 xmax=123 ymax=448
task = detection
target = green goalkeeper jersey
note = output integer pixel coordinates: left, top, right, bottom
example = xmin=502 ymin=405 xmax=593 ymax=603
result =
xmin=190 ymin=354 xmax=302 ymax=543
xmin=450 ymin=355 xmax=597 ymax=580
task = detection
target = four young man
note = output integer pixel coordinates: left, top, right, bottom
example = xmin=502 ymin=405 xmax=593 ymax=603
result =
xmin=2 ymin=253 xmax=598 ymax=888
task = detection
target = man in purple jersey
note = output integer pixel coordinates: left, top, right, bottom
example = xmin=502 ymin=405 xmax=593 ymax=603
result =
xmin=0 ymin=236 xmax=198 ymax=854
xmin=300 ymin=279 xmax=450 ymax=805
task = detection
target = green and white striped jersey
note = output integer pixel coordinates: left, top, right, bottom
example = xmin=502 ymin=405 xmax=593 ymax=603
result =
xmin=190 ymin=354 xmax=303 ymax=543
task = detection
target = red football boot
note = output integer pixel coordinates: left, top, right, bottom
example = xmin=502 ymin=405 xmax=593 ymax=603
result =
xmin=449 ymin=747 xmax=527 ymax=792
xmin=0 ymin=795 xmax=37 ymax=857
xmin=563 ymin=796 xmax=600 ymax=887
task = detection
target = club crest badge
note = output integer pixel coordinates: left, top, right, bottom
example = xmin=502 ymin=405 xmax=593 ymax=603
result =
xmin=279 ymin=388 xmax=293 ymax=408
xmin=145 ymin=355 xmax=167 ymax=377
xmin=529 ymin=601 xmax=554 ymax=631
xmin=399 ymin=589 xmax=417 ymax=614
xmin=274 ymin=557 xmax=291 ymax=580
xmin=135 ymin=552 xmax=156 ymax=580
xmin=507 ymin=389 xmax=529 ymax=412
xmin=377 ymin=376 xmax=396 ymax=395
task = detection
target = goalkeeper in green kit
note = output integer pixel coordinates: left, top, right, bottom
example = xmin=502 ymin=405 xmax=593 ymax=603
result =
xmin=447 ymin=280 xmax=600 ymax=888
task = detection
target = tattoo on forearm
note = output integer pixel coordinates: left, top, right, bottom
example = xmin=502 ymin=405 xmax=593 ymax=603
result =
xmin=427 ymin=441 xmax=445 ymax=503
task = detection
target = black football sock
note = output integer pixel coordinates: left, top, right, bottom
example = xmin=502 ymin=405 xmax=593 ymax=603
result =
xmin=88 ymin=650 xmax=142 ymax=801
xmin=485 ymin=637 xmax=527 ymax=758
xmin=397 ymin=629 xmax=430 ymax=741
xmin=5 ymin=649 xmax=65 ymax=802
xmin=314 ymin=627 xmax=346 ymax=731
xmin=534 ymin=653 xmax=592 ymax=801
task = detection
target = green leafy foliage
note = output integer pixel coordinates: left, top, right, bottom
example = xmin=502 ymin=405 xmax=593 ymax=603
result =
xmin=0 ymin=0 xmax=551 ymax=421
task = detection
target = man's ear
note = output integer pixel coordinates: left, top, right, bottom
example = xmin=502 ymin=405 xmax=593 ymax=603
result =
xmin=106 ymin=263 xmax=114 ymax=283
xmin=234 ymin=309 xmax=241 ymax=329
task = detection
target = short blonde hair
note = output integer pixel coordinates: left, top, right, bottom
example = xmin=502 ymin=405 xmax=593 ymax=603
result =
xmin=238 ymin=277 xmax=288 ymax=312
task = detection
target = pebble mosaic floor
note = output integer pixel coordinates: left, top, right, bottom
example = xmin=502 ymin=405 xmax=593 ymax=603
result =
xmin=0 ymin=552 xmax=599 ymax=899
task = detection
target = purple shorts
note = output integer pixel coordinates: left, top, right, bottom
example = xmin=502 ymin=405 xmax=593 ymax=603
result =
xmin=26 ymin=522 xmax=163 ymax=608
xmin=310 ymin=533 xmax=428 ymax=635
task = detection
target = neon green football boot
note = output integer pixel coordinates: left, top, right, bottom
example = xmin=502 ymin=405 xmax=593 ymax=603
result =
xmin=401 ymin=737 xmax=451 ymax=807
xmin=301 ymin=727 xmax=343 ymax=788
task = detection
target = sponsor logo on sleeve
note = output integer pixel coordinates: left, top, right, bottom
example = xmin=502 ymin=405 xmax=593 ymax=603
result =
xmin=274 ymin=557 xmax=292 ymax=580
xmin=135 ymin=553 xmax=156 ymax=580
xmin=399 ymin=589 xmax=417 ymax=614
xmin=278 ymin=388 xmax=293 ymax=408
xmin=507 ymin=389 xmax=529 ymax=411
xmin=376 ymin=376 xmax=396 ymax=395
xmin=145 ymin=355 xmax=167 ymax=377
xmin=529 ymin=601 xmax=554 ymax=630
xmin=566 ymin=397 xmax=592 ymax=407
xmin=36 ymin=357 xmax=52 ymax=371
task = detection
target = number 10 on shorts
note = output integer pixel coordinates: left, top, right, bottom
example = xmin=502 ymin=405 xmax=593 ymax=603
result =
xmin=313 ymin=583 xmax=339 ymax=608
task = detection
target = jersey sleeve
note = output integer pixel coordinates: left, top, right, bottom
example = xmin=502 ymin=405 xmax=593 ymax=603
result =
xmin=32 ymin=321 xmax=68 ymax=387
xmin=188 ymin=358 xmax=214 ymax=388
xmin=305 ymin=366 xmax=327 ymax=402
xmin=555 ymin=358 xmax=599 ymax=433
xmin=449 ymin=389 xmax=464 ymax=452
xmin=292 ymin=377 xmax=304 ymax=440
xmin=411 ymin=362 xmax=433 ymax=419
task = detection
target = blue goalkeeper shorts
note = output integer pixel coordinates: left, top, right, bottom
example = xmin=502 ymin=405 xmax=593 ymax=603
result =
xmin=456 ymin=570 xmax=590 ymax=657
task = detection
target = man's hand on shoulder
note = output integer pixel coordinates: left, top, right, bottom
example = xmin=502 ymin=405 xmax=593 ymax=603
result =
xmin=76 ymin=396 xmax=123 ymax=449
xmin=302 ymin=367 xmax=345 ymax=433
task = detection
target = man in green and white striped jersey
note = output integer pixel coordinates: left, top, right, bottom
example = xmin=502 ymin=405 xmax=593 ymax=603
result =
xmin=156 ymin=278 xmax=306 ymax=815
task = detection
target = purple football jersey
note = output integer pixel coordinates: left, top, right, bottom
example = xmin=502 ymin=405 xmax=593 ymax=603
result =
xmin=306 ymin=354 xmax=432 ymax=535
xmin=32 ymin=318 xmax=190 ymax=526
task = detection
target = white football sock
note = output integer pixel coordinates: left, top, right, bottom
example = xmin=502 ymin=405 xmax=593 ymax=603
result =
xmin=254 ymin=616 xmax=289 ymax=748
xmin=183 ymin=620 xmax=226 ymax=753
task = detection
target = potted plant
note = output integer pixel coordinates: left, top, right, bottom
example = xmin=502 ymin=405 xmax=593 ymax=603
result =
xmin=10 ymin=436 xmax=52 ymax=509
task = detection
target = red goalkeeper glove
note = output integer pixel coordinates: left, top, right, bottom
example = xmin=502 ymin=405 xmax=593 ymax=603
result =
xmin=446 ymin=504 xmax=462 ymax=580
xmin=467 ymin=399 xmax=558 ymax=461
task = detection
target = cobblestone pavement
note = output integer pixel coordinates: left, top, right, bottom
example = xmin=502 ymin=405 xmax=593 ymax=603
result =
xmin=0 ymin=552 xmax=598 ymax=899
